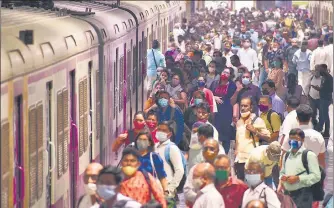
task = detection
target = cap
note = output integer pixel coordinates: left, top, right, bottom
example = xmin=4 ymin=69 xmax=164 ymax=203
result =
xmin=267 ymin=141 xmax=282 ymax=161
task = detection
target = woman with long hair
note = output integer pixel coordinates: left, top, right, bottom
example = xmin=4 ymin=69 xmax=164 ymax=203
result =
xmin=134 ymin=131 xmax=168 ymax=192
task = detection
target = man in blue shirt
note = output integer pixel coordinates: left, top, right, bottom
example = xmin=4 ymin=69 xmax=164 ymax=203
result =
xmin=147 ymin=40 xmax=166 ymax=96
xmin=155 ymin=90 xmax=184 ymax=145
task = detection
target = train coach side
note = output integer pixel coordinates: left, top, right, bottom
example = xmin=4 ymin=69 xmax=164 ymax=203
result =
xmin=1 ymin=6 xmax=99 ymax=208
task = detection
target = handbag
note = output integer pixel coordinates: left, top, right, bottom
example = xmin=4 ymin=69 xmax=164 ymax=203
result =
xmin=149 ymin=152 xmax=163 ymax=192
xmin=300 ymin=88 xmax=310 ymax=105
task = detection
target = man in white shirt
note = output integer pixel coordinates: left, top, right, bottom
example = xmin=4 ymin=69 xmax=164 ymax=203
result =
xmin=310 ymin=40 xmax=328 ymax=72
xmin=282 ymin=104 xmax=326 ymax=168
xmin=308 ymin=70 xmax=322 ymax=127
xmin=77 ymin=163 xmax=103 ymax=208
xmin=242 ymin=161 xmax=281 ymax=208
xmin=192 ymin=163 xmax=225 ymax=208
xmin=324 ymin=36 xmax=333 ymax=74
xmin=155 ymin=121 xmax=184 ymax=197
xmin=184 ymin=139 xmax=221 ymax=206
xmin=237 ymin=38 xmax=259 ymax=73
xmin=279 ymin=97 xmax=300 ymax=144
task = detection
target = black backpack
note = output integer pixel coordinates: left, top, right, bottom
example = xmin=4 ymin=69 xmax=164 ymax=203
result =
xmin=266 ymin=109 xmax=284 ymax=132
xmin=284 ymin=150 xmax=326 ymax=201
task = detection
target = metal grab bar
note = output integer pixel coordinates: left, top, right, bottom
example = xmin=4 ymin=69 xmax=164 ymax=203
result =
xmin=48 ymin=141 xmax=56 ymax=172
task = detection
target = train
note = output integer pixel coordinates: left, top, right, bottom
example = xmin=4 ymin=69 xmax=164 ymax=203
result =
xmin=0 ymin=1 xmax=186 ymax=208
xmin=308 ymin=1 xmax=333 ymax=27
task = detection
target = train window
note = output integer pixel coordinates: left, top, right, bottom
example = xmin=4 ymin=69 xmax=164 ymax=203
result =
xmin=56 ymin=88 xmax=69 ymax=179
xmin=179 ymin=6 xmax=182 ymax=11
xmin=114 ymin=24 xmax=120 ymax=34
xmin=28 ymin=102 xmax=44 ymax=206
xmin=140 ymin=12 xmax=144 ymax=20
xmin=159 ymin=5 xmax=162 ymax=10
xmin=79 ymin=78 xmax=88 ymax=157
xmin=122 ymin=22 xmax=127 ymax=30
xmin=145 ymin=10 xmax=149 ymax=17
xmin=113 ymin=62 xmax=117 ymax=119
xmin=95 ymin=70 xmax=100 ymax=140
xmin=119 ymin=57 xmax=124 ymax=112
xmin=138 ymin=41 xmax=142 ymax=86
xmin=1 ymin=121 xmax=10 ymax=208
xmin=132 ymin=45 xmax=137 ymax=92
xmin=57 ymin=91 xmax=64 ymax=178
xmin=155 ymin=6 xmax=158 ymax=12
xmin=150 ymin=8 xmax=153 ymax=14
xmin=126 ymin=48 xmax=132 ymax=102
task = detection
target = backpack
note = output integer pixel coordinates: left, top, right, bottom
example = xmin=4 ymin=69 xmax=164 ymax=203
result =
xmin=260 ymin=187 xmax=297 ymax=208
xmin=284 ymin=150 xmax=326 ymax=201
xmin=266 ymin=109 xmax=284 ymax=132
xmin=164 ymin=142 xmax=187 ymax=193
xmin=169 ymin=107 xmax=191 ymax=152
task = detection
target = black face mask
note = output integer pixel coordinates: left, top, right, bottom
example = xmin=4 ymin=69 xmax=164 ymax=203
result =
xmin=262 ymin=89 xmax=270 ymax=95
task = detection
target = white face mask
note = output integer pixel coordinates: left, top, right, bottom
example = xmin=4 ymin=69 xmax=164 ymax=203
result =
xmin=84 ymin=183 xmax=97 ymax=195
xmin=240 ymin=111 xmax=251 ymax=118
xmin=155 ymin=131 xmax=169 ymax=142
xmin=97 ymin=185 xmax=117 ymax=200
xmin=192 ymin=178 xmax=204 ymax=191
xmin=245 ymin=174 xmax=262 ymax=188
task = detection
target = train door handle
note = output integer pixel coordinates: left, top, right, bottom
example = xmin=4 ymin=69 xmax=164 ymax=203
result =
xmin=48 ymin=140 xmax=56 ymax=172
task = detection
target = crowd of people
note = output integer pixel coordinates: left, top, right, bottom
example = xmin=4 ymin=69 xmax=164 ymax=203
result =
xmin=78 ymin=6 xmax=333 ymax=208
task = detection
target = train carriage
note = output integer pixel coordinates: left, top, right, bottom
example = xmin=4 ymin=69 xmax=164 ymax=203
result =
xmin=0 ymin=1 xmax=185 ymax=208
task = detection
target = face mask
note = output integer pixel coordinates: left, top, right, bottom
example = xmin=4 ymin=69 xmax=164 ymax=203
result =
xmin=220 ymin=74 xmax=229 ymax=81
xmin=198 ymin=81 xmax=206 ymax=88
xmin=84 ymin=183 xmax=97 ymax=195
xmin=156 ymin=131 xmax=169 ymax=142
xmin=238 ymin=72 xmax=243 ymax=77
xmin=258 ymin=104 xmax=269 ymax=112
xmin=262 ymin=89 xmax=269 ymax=95
xmin=172 ymin=79 xmax=180 ymax=86
xmin=203 ymin=150 xmax=217 ymax=161
xmin=224 ymin=48 xmax=230 ymax=52
xmin=122 ymin=166 xmax=138 ymax=177
xmin=288 ymin=139 xmax=302 ymax=149
xmin=216 ymin=170 xmax=229 ymax=182
xmin=242 ymin=77 xmax=250 ymax=85
xmin=97 ymin=185 xmax=117 ymax=200
xmin=136 ymin=140 xmax=150 ymax=151
xmin=146 ymin=121 xmax=157 ymax=129
xmin=257 ymin=46 xmax=262 ymax=51
xmin=272 ymin=47 xmax=278 ymax=52
xmin=245 ymin=174 xmax=262 ymax=188
xmin=158 ymin=98 xmax=169 ymax=108
xmin=240 ymin=111 xmax=251 ymax=118
xmin=194 ymin=98 xmax=203 ymax=105
xmin=133 ymin=120 xmax=145 ymax=130
xmin=192 ymin=178 xmax=204 ymax=191
xmin=208 ymin=67 xmax=215 ymax=73
xmin=250 ymin=29 xmax=254 ymax=33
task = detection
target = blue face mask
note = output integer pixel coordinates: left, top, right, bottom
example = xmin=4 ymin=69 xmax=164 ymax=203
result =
xmin=250 ymin=29 xmax=254 ymax=34
xmin=197 ymin=81 xmax=206 ymax=88
xmin=288 ymin=139 xmax=302 ymax=149
xmin=194 ymin=98 xmax=203 ymax=105
xmin=158 ymin=98 xmax=169 ymax=108
xmin=242 ymin=78 xmax=251 ymax=85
